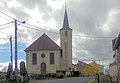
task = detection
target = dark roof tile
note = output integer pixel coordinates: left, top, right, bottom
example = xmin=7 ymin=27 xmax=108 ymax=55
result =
xmin=25 ymin=33 xmax=61 ymax=51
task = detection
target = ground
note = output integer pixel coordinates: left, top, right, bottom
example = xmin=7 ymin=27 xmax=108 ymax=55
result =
xmin=34 ymin=76 xmax=95 ymax=83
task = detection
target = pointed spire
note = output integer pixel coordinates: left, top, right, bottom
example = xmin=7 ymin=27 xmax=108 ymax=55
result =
xmin=61 ymin=2 xmax=71 ymax=30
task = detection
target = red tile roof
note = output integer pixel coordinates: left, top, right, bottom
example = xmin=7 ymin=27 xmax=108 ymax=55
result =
xmin=25 ymin=33 xmax=61 ymax=51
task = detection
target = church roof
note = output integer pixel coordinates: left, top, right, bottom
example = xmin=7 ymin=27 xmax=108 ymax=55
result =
xmin=25 ymin=33 xmax=61 ymax=51
xmin=61 ymin=5 xmax=72 ymax=30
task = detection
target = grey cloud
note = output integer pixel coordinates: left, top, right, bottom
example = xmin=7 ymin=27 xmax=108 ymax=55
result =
xmin=108 ymin=0 xmax=120 ymax=8
xmin=18 ymin=28 xmax=30 ymax=43
xmin=68 ymin=0 xmax=110 ymax=35
xmin=73 ymin=38 xmax=113 ymax=62
xmin=0 ymin=1 xmax=30 ymax=21
xmin=44 ymin=29 xmax=60 ymax=42
xmin=1 ymin=0 xmax=53 ymax=21
xmin=53 ymin=6 xmax=65 ymax=29
xmin=18 ymin=26 xmax=59 ymax=45
xmin=17 ymin=0 xmax=53 ymax=21
xmin=17 ymin=0 xmax=40 ymax=9
xmin=0 ymin=1 xmax=7 ymax=10
xmin=9 ymin=7 xmax=30 ymax=20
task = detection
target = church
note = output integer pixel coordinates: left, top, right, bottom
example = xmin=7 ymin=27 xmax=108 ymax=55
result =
xmin=25 ymin=6 xmax=75 ymax=75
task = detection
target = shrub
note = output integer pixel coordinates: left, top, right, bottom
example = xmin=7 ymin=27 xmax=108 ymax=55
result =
xmin=0 ymin=80 xmax=8 ymax=83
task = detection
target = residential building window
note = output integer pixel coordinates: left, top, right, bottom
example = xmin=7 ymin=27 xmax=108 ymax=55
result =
xmin=65 ymin=31 xmax=68 ymax=38
xmin=50 ymin=53 xmax=54 ymax=64
xmin=32 ymin=53 xmax=37 ymax=65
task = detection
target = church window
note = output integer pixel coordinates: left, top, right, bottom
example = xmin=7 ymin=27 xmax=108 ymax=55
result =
xmin=65 ymin=31 xmax=68 ymax=38
xmin=50 ymin=53 xmax=54 ymax=64
xmin=32 ymin=53 xmax=37 ymax=65
xmin=60 ymin=49 xmax=62 ymax=57
xmin=41 ymin=53 xmax=45 ymax=58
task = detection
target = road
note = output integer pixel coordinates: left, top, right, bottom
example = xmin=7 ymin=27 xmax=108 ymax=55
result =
xmin=35 ymin=76 xmax=95 ymax=83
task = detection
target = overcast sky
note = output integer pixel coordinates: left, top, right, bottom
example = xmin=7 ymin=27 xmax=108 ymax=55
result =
xmin=0 ymin=0 xmax=120 ymax=70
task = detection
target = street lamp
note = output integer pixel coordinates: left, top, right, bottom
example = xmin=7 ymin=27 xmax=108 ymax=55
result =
xmin=14 ymin=20 xmax=25 ymax=78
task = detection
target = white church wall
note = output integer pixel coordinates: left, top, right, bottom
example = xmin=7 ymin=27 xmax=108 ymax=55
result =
xmin=26 ymin=50 xmax=61 ymax=74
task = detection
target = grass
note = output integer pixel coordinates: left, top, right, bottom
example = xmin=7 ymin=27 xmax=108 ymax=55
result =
xmin=90 ymin=80 xmax=96 ymax=83
xmin=28 ymin=81 xmax=37 ymax=83
xmin=0 ymin=80 xmax=38 ymax=83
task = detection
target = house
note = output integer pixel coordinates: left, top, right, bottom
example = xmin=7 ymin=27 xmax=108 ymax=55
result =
xmin=109 ymin=60 xmax=117 ymax=82
xmin=109 ymin=33 xmax=120 ymax=83
xmin=76 ymin=61 xmax=91 ymax=76
xmin=25 ymin=6 xmax=74 ymax=75
xmin=76 ymin=61 xmax=90 ymax=73
xmin=76 ymin=60 xmax=104 ymax=76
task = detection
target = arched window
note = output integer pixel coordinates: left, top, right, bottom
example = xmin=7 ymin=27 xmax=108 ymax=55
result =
xmin=32 ymin=53 xmax=37 ymax=65
xmin=50 ymin=53 xmax=54 ymax=64
xmin=65 ymin=31 xmax=68 ymax=38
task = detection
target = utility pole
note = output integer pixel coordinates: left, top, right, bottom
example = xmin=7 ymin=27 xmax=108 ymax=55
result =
xmin=14 ymin=20 xmax=25 ymax=83
xmin=10 ymin=36 xmax=13 ymax=69
xmin=15 ymin=19 xmax=18 ymax=75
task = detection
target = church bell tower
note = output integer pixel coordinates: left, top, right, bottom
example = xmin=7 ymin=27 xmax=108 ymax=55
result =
xmin=60 ymin=5 xmax=72 ymax=70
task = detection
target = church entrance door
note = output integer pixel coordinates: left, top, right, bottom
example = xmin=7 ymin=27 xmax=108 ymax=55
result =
xmin=41 ymin=63 xmax=46 ymax=75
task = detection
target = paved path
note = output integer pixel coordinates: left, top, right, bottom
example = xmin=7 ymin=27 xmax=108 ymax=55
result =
xmin=35 ymin=76 xmax=95 ymax=83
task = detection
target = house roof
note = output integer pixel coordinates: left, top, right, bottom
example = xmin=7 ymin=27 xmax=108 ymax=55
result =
xmin=25 ymin=33 xmax=61 ymax=51
xmin=77 ymin=61 xmax=91 ymax=67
